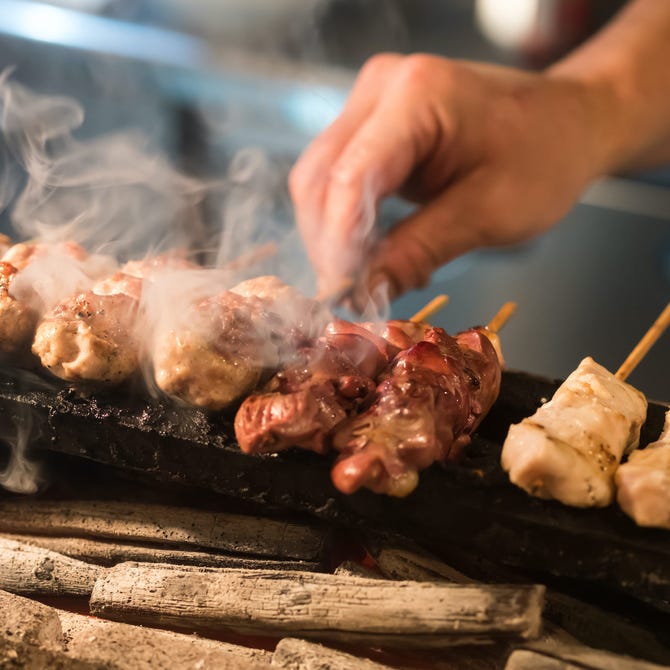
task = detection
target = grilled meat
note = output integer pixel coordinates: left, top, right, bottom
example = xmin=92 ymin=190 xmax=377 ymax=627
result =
xmin=153 ymin=290 xmax=282 ymax=410
xmin=32 ymin=272 xmax=142 ymax=383
xmin=331 ymin=327 xmax=502 ymax=497
xmin=0 ymin=261 xmax=37 ymax=354
xmin=2 ymin=240 xmax=88 ymax=272
xmin=501 ymin=357 xmax=648 ymax=508
xmin=231 ymin=275 xmax=332 ymax=346
xmin=234 ymin=318 xmax=417 ymax=456
xmin=616 ymin=409 xmax=670 ymax=527
xmin=153 ymin=277 xmax=327 ymax=410
xmin=235 ymin=342 xmax=376 ymax=455
xmin=32 ymin=255 xmax=191 ymax=384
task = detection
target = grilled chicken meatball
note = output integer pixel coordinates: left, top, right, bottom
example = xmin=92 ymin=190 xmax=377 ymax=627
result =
xmin=33 ymin=273 xmax=142 ymax=383
xmin=153 ymin=291 xmax=282 ymax=410
xmin=32 ymin=255 xmax=196 ymax=385
xmin=0 ymin=261 xmax=37 ymax=354
xmin=153 ymin=276 xmax=330 ymax=410
xmin=2 ymin=240 xmax=87 ymax=272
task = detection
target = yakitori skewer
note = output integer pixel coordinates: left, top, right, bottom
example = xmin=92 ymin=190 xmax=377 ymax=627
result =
xmin=501 ymin=302 xmax=670 ymax=509
xmin=410 ymin=294 xmax=449 ymax=323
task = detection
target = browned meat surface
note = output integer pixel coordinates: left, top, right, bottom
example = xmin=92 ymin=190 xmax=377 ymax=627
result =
xmin=0 ymin=261 xmax=37 ymax=354
xmin=153 ymin=291 xmax=284 ymax=410
xmin=234 ymin=318 xmax=446 ymax=459
xmin=32 ymin=273 xmax=142 ymax=383
xmin=121 ymin=253 xmax=195 ymax=279
xmin=231 ymin=275 xmax=332 ymax=347
xmin=32 ymin=254 xmax=199 ymax=385
xmin=2 ymin=240 xmax=87 ymax=271
xmin=359 ymin=319 xmax=432 ymax=351
xmin=331 ymin=327 xmax=502 ymax=497
xmin=153 ymin=277 xmax=330 ymax=410
xmin=235 ymin=341 xmax=376 ymax=455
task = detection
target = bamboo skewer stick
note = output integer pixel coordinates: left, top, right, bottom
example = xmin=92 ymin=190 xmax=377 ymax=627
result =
xmin=410 ymin=294 xmax=449 ymax=323
xmin=221 ymin=241 xmax=277 ymax=273
xmin=315 ymin=277 xmax=355 ymax=304
xmin=615 ymin=301 xmax=670 ymax=381
xmin=487 ymin=301 xmax=518 ymax=334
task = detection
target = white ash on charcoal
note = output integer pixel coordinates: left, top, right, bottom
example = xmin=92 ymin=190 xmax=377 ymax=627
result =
xmin=0 ymin=587 xmax=273 ymax=669
xmin=89 ymin=561 xmax=545 ymax=648
xmin=272 ymin=636 xmax=510 ymax=670
xmin=333 ymin=560 xmax=382 ymax=579
xmin=0 ymin=499 xmax=329 ymax=562
xmin=505 ymin=642 xmax=670 ymax=670
xmin=0 ymin=536 xmax=104 ymax=596
xmin=0 ymin=589 xmax=103 ymax=669
xmin=0 ymin=532 xmax=323 ymax=572
xmin=271 ymin=638 xmax=396 ymax=670
xmin=57 ymin=610 xmax=273 ymax=670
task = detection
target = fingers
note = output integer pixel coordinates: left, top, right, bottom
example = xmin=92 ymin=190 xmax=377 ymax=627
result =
xmin=359 ymin=174 xmax=492 ymax=301
xmin=294 ymin=58 xmax=452 ymax=292
xmin=289 ymin=54 xmax=402 ymax=286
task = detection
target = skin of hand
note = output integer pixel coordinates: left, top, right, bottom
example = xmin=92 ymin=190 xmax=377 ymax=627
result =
xmin=289 ymin=0 xmax=670 ymax=306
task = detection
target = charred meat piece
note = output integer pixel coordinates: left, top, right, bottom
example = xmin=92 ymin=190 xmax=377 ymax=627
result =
xmin=0 ymin=261 xmax=37 ymax=354
xmin=323 ymin=318 xmax=398 ymax=378
xmin=235 ymin=341 xmax=376 ymax=455
xmin=501 ymin=357 xmax=648 ymax=508
xmin=616 ymin=409 xmax=670 ymax=528
xmin=235 ymin=318 xmax=455 ymax=460
xmin=331 ymin=327 xmax=502 ymax=497
xmin=154 ymin=276 xmax=330 ymax=411
xmin=359 ymin=319 xmax=432 ymax=352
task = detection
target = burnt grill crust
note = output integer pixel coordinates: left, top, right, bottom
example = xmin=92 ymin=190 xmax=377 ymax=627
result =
xmin=0 ymin=366 xmax=669 ymax=614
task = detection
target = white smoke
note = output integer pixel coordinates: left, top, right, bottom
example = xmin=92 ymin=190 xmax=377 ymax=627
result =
xmin=0 ymin=411 xmax=41 ymax=495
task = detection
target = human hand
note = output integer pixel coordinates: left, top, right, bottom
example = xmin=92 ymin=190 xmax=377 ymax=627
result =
xmin=289 ymin=54 xmax=616 ymax=306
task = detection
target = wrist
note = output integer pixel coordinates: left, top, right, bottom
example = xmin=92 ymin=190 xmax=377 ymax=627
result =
xmin=545 ymin=61 xmax=634 ymax=179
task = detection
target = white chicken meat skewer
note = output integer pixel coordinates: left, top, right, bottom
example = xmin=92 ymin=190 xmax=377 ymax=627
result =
xmin=616 ymin=409 xmax=670 ymax=528
xmin=501 ymin=357 xmax=647 ymax=507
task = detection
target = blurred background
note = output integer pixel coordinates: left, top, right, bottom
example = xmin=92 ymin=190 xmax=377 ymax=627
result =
xmin=0 ymin=0 xmax=668 ymax=399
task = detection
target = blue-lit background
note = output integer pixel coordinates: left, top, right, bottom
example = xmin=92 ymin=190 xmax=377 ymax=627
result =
xmin=0 ymin=0 xmax=667 ymax=399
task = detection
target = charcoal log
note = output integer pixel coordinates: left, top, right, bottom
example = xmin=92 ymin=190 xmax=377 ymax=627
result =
xmin=58 ymin=610 xmax=272 ymax=669
xmin=505 ymin=643 xmax=669 ymax=670
xmin=0 ymin=500 xmax=328 ymax=562
xmin=90 ymin=562 xmax=545 ymax=648
xmin=1 ymin=533 xmax=322 ymax=572
xmin=0 ymin=537 xmax=103 ymax=596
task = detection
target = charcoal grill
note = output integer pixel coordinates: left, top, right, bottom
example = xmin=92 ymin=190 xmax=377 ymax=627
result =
xmin=1 ymin=365 xmax=669 ymax=617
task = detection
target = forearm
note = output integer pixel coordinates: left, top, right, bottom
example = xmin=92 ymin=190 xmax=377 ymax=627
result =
xmin=548 ymin=0 xmax=670 ymax=173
